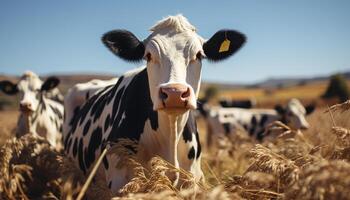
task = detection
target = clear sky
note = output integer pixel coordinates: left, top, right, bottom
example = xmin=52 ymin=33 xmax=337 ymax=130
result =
xmin=0 ymin=0 xmax=349 ymax=83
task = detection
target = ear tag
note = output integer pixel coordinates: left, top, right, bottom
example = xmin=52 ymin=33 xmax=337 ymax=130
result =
xmin=219 ymin=39 xmax=231 ymax=53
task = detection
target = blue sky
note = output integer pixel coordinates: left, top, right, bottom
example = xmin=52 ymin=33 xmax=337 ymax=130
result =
xmin=0 ymin=1 xmax=349 ymax=83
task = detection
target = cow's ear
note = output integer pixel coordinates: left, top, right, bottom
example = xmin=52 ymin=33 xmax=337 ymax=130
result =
xmin=274 ymin=104 xmax=285 ymax=115
xmin=203 ymin=29 xmax=246 ymax=62
xmin=0 ymin=80 xmax=18 ymax=95
xmin=41 ymin=76 xmax=60 ymax=91
xmin=102 ymin=30 xmax=145 ymax=62
xmin=305 ymin=104 xmax=315 ymax=115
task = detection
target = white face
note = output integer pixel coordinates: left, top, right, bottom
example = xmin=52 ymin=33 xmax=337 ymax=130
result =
xmin=285 ymin=99 xmax=310 ymax=129
xmin=145 ymin=31 xmax=204 ymax=112
xmin=17 ymin=73 xmax=43 ymax=114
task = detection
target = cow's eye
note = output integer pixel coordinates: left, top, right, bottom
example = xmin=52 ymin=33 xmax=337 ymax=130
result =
xmin=145 ymin=53 xmax=152 ymax=62
xmin=196 ymin=52 xmax=203 ymax=60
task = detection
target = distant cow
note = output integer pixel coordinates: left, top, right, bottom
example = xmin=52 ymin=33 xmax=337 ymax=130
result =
xmin=219 ymin=98 xmax=256 ymax=108
xmin=198 ymin=98 xmax=315 ymax=144
xmin=0 ymin=71 xmax=64 ymax=149
xmin=63 ymin=15 xmax=246 ymax=193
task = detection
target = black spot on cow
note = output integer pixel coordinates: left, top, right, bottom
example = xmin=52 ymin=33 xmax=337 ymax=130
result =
xmin=183 ymin=112 xmax=196 ymax=143
xmin=67 ymin=137 xmax=72 ymax=153
xmin=85 ymin=127 xmax=103 ymax=169
xmin=78 ymin=138 xmax=86 ymax=174
xmin=260 ymin=114 xmax=268 ymax=126
xmin=108 ymin=181 xmax=112 ymax=189
xmin=251 ymin=116 xmax=257 ymax=126
xmin=243 ymin=124 xmax=248 ymax=130
xmin=107 ymin=69 xmax=158 ymax=146
xmin=104 ymin=114 xmax=111 ymax=132
xmin=222 ymin=123 xmax=231 ymax=135
xmin=103 ymin=156 xmax=109 ymax=170
xmin=188 ymin=146 xmax=195 ymax=160
xmin=72 ymin=138 xmax=78 ymax=157
xmin=50 ymin=105 xmax=63 ymax=120
xmin=256 ymin=130 xmax=265 ymax=141
xmin=85 ymin=91 xmax=90 ymax=100
xmin=249 ymin=116 xmax=258 ymax=135
xmin=83 ymin=120 xmax=91 ymax=136
xmin=195 ymin=130 xmax=202 ymax=159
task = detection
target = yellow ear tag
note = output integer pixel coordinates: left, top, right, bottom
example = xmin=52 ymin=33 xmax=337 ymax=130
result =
xmin=219 ymin=39 xmax=231 ymax=53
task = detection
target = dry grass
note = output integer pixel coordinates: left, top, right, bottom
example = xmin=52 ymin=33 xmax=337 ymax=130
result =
xmin=0 ymin=99 xmax=350 ymax=199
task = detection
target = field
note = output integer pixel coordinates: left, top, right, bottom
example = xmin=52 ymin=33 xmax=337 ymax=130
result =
xmin=1 ymin=81 xmax=350 ymax=199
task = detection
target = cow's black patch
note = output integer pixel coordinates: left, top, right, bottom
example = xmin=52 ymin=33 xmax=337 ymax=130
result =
xmin=260 ymin=114 xmax=268 ymax=126
xmin=107 ymin=69 xmax=158 ymax=145
xmin=67 ymin=137 xmax=72 ymax=153
xmin=104 ymin=114 xmax=111 ymax=132
xmin=103 ymin=156 xmax=109 ymax=170
xmin=85 ymin=91 xmax=90 ymax=100
xmin=108 ymin=181 xmax=112 ymax=189
xmin=251 ymin=116 xmax=257 ymax=126
xmin=222 ymin=123 xmax=231 ymax=135
xmin=83 ymin=120 xmax=91 ymax=136
xmin=85 ymin=127 xmax=103 ymax=169
xmin=78 ymin=138 xmax=86 ymax=174
xmin=50 ymin=105 xmax=63 ymax=120
xmin=188 ymin=146 xmax=195 ymax=160
xmin=183 ymin=112 xmax=196 ymax=143
xmin=72 ymin=138 xmax=78 ymax=157
xmin=243 ymin=124 xmax=248 ymax=130
xmin=195 ymin=130 xmax=202 ymax=159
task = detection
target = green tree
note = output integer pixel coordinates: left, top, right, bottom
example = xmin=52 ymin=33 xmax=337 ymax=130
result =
xmin=322 ymin=74 xmax=350 ymax=102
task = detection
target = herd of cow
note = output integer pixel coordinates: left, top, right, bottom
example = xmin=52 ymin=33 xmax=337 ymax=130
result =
xmin=0 ymin=15 xmax=315 ymax=194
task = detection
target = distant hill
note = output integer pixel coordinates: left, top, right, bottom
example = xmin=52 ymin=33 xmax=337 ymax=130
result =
xmin=0 ymin=71 xmax=349 ymax=92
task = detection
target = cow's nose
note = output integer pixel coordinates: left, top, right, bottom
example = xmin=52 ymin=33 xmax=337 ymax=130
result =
xmin=20 ymin=102 xmax=33 ymax=112
xmin=159 ymin=84 xmax=191 ymax=109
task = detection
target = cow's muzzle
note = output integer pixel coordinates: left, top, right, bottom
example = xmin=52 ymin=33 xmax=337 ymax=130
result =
xmin=158 ymin=83 xmax=195 ymax=113
xmin=19 ymin=102 xmax=34 ymax=114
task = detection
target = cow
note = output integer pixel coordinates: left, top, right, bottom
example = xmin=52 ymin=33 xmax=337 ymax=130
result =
xmin=0 ymin=71 xmax=64 ymax=150
xmin=198 ymin=98 xmax=315 ymax=145
xmin=219 ymin=98 xmax=256 ymax=108
xmin=63 ymin=14 xmax=246 ymax=194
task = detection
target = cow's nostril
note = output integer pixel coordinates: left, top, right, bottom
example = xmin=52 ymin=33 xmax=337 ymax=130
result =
xmin=181 ymin=88 xmax=190 ymax=98
xmin=159 ymin=89 xmax=168 ymax=100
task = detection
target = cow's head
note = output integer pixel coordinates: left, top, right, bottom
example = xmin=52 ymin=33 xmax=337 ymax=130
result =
xmin=0 ymin=71 xmax=60 ymax=115
xmin=102 ymin=15 xmax=246 ymax=114
xmin=275 ymin=98 xmax=315 ymax=130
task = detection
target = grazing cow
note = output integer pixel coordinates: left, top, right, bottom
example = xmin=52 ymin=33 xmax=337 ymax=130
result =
xmin=64 ymin=77 xmax=119 ymax=131
xmin=63 ymin=15 xmax=246 ymax=193
xmin=198 ymin=98 xmax=315 ymax=143
xmin=219 ymin=98 xmax=256 ymax=108
xmin=0 ymin=71 xmax=64 ymax=149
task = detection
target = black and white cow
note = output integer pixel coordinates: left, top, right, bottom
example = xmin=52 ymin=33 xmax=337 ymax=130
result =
xmin=0 ymin=71 xmax=64 ymax=150
xmin=198 ymin=98 xmax=315 ymax=143
xmin=219 ymin=98 xmax=256 ymax=108
xmin=63 ymin=15 xmax=246 ymax=193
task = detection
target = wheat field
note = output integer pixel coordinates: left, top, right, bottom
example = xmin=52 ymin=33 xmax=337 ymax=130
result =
xmin=0 ymin=98 xmax=350 ymax=199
